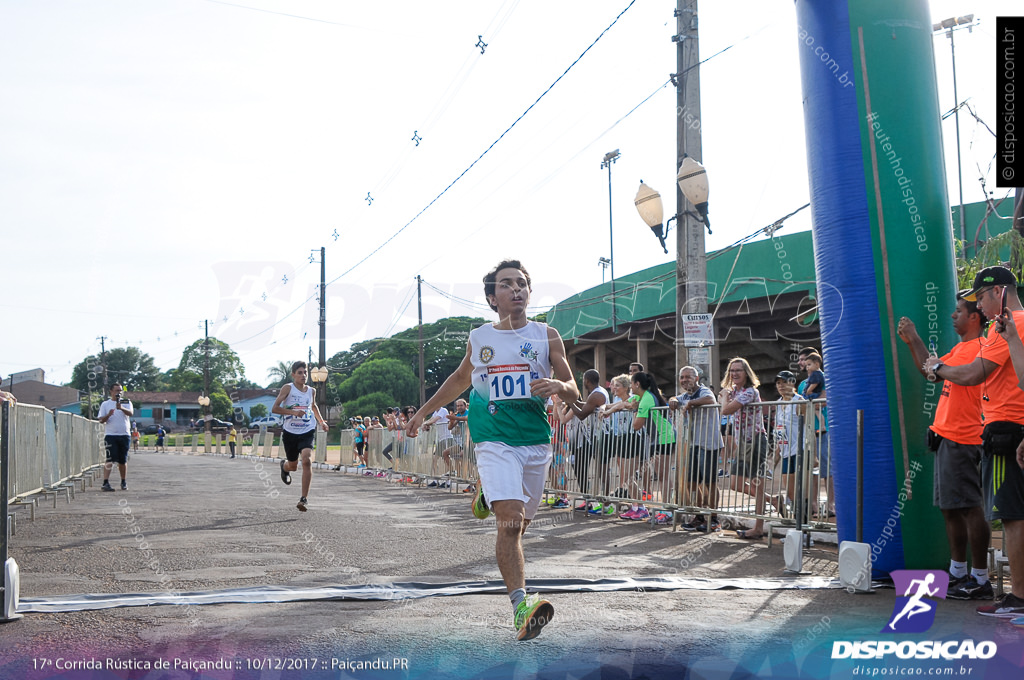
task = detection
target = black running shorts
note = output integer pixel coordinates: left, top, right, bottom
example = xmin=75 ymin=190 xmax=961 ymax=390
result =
xmin=282 ymin=430 xmax=316 ymax=462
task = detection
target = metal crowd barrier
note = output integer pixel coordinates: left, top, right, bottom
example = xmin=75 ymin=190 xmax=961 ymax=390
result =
xmin=545 ymin=398 xmax=834 ymax=532
xmin=4 ymin=403 xmax=105 ymax=519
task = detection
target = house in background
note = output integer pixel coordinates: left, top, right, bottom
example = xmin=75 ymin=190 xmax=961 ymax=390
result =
xmin=2 ymin=369 xmax=82 ymax=414
xmin=124 ymin=389 xmax=279 ymax=428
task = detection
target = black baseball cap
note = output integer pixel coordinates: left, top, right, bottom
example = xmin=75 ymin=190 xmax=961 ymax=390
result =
xmin=963 ymin=266 xmax=1017 ymax=301
xmin=775 ymin=370 xmax=797 ymax=383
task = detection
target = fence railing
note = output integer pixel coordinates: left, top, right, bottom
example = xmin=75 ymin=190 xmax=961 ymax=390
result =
xmin=4 ymin=403 xmax=105 ymax=503
xmin=4 ymin=396 xmax=833 ymax=533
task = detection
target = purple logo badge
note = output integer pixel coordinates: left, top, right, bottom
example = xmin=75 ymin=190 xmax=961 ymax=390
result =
xmin=882 ymin=570 xmax=949 ymax=634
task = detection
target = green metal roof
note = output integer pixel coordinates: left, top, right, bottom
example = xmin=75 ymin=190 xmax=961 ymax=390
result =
xmin=548 ymin=230 xmax=817 ymax=340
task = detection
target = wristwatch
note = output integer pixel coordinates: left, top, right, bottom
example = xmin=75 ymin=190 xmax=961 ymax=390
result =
xmin=928 ymin=361 xmax=945 ymax=382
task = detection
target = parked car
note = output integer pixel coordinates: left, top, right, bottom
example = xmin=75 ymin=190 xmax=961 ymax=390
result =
xmin=194 ymin=418 xmax=234 ymax=432
xmin=249 ymin=416 xmax=282 ymax=428
xmin=142 ymin=424 xmax=172 ymax=435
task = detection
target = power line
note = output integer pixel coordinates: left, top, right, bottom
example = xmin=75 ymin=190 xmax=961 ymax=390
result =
xmin=324 ymin=0 xmax=640 ymax=290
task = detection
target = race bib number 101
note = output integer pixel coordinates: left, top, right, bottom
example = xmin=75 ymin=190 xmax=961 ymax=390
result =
xmin=488 ymin=363 xmax=532 ymax=401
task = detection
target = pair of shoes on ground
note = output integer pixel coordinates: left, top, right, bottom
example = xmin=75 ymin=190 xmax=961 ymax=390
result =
xmin=296 ymin=496 xmax=307 ymax=512
xmin=551 ymin=496 xmax=570 ymax=509
xmin=683 ymin=516 xmax=720 ymax=532
xmin=652 ymin=511 xmax=672 ymax=524
xmin=101 ymin=482 xmax=127 ymax=491
xmin=586 ymin=502 xmax=616 ymax=517
xmin=463 ymin=485 xmax=476 ymax=494
xmin=514 ymin=594 xmax=554 ymax=641
xmin=332 ymin=465 xmax=342 ymax=471
xmin=427 ymin=480 xmax=451 ymax=488
xmin=735 ymin=529 xmax=766 ymax=540
xmin=620 ymin=505 xmax=649 ymax=520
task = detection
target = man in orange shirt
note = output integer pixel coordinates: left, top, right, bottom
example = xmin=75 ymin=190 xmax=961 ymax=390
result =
xmin=899 ymin=291 xmax=989 ymax=599
xmin=925 ymin=267 xmax=1024 ymax=619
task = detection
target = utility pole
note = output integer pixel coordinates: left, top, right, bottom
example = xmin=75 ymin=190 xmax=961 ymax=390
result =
xmin=416 ymin=275 xmax=426 ymax=406
xmin=99 ymin=336 xmax=108 ymax=392
xmin=675 ymin=0 xmax=708 ymax=382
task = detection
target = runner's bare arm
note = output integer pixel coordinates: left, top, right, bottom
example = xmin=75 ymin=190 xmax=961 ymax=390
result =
xmin=406 ymin=342 xmax=474 ymax=437
xmin=309 ymin=388 xmax=329 ymax=431
xmin=271 ymin=384 xmax=298 ymax=416
xmin=530 ymin=326 xmax=579 ymax=403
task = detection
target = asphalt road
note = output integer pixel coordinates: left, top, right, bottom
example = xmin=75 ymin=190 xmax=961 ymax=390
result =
xmin=2 ymin=449 xmax=1021 ymax=680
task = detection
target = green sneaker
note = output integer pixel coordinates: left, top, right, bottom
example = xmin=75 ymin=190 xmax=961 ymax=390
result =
xmin=514 ymin=594 xmax=554 ymax=641
xmin=472 ymin=484 xmax=491 ymax=520
xmin=603 ymin=503 xmax=617 ymax=516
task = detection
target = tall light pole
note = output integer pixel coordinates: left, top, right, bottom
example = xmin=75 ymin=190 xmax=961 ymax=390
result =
xmin=933 ymin=15 xmax=976 ymax=251
xmin=601 ymin=149 xmax=620 ymax=333
xmin=675 ymin=0 xmax=707 ymax=381
xmin=598 ymin=257 xmax=611 ymax=283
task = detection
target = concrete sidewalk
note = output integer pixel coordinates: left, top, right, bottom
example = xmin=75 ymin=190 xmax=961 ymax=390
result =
xmin=1 ymin=450 xmax=1018 ymax=680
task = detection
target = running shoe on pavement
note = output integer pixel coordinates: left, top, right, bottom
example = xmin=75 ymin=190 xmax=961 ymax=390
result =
xmin=552 ymin=497 xmax=570 ymax=509
xmin=587 ymin=503 xmax=605 ymax=515
xmin=513 ymin=594 xmax=554 ymax=641
xmin=296 ymin=497 xmax=307 ymax=512
xmin=280 ymin=459 xmax=291 ymax=485
xmin=948 ymin=577 xmax=994 ymax=601
xmin=976 ymin=593 xmax=1024 ymax=618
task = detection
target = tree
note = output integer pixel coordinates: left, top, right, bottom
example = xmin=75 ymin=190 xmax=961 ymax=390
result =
xmin=327 ymin=316 xmax=485 ymax=401
xmin=210 ymin=390 xmax=232 ymax=420
xmin=957 ymin=230 xmax=1024 ymax=289
xmin=342 ymin=391 xmax=393 ymax=422
xmin=338 ymin=358 xmax=418 ymax=407
xmin=69 ymin=347 xmax=163 ymax=391
xmin=170 ymin=337 xmax=245 ymax=392
xmin=266 ymin=360 xmax=295 ymax=389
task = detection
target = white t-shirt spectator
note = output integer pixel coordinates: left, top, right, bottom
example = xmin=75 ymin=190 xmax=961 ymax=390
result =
xmin=431 ymin=407 xmax=452 ymax=440
xmin=98 ymin=399 xmax=132 ymax=436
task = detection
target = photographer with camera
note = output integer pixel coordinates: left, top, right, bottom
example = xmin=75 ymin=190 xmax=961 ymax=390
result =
xmin=98 ymin=383 xmax=134 ymax=491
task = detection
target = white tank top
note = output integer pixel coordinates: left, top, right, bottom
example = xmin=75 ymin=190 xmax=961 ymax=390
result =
xmin=281 ymin=383 xmax=316 ymax=434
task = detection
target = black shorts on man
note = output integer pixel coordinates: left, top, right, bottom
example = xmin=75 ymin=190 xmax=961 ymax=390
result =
xmin=282 ymin=430 xmax=316 ymax=462
xmin=105 ymin=435 xmax=130 ymax=465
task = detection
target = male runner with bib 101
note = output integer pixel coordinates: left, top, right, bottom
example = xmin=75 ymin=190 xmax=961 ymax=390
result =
xmin=406 ymin=260 xmax=579 ymax=641
xmin=273 ymin=361 xmax=329 ymax=512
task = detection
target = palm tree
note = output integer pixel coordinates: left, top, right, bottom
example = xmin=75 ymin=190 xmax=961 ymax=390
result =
xmin=266 ymin=361 xmax=294 ymax=389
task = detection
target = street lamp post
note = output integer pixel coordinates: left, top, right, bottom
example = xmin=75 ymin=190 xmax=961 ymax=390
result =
xmin=601 ymin=149 xmax=620 ymax=333
xmin=634 ymin=156 xmax=712 ymax=381
xmin=197 ymin=394 xmax=211 ymax=453
xmin=310 ymin=365 xmax=328 ymax=426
